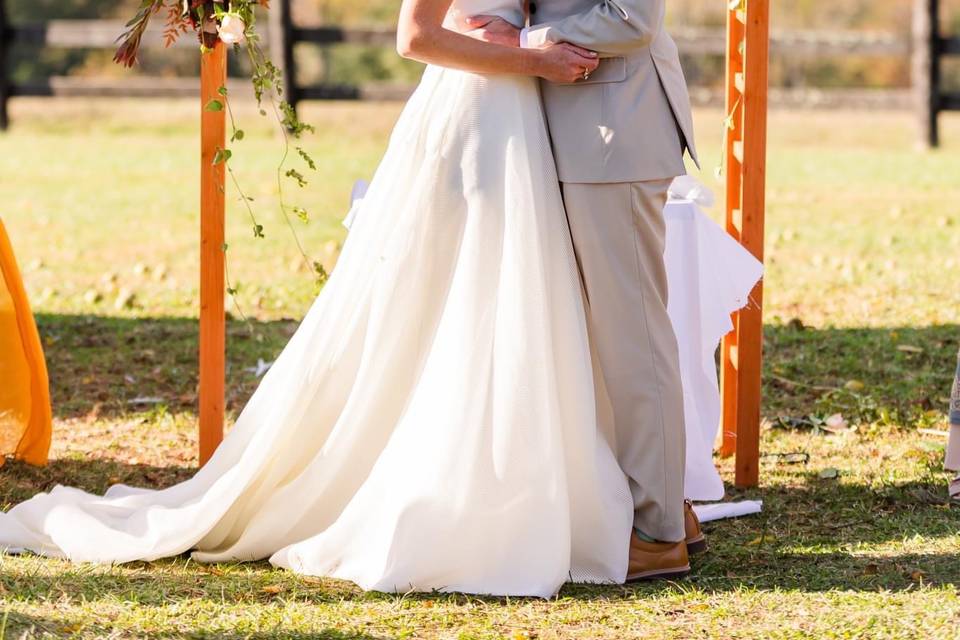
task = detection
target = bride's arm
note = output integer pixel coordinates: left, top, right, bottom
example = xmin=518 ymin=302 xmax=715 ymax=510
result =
xmin=397 ymin=0 xmax=597 ymax=83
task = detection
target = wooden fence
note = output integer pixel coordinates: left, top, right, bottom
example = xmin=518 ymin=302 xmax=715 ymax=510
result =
xmin=0 ymin=0 xmax=955 ymax=144
xmin=914 ymin=0 xmax=960 ymax=148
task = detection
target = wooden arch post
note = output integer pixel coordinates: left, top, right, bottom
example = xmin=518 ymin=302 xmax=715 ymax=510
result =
xmin=199 ymin=41 xmax=227 ymax=466
xmin=719 ymin=0 xmax=769 ymax=488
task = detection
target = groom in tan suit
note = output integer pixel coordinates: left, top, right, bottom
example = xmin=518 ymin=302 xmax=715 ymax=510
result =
xmin=466 ymin=0 xmax=703 ymax=580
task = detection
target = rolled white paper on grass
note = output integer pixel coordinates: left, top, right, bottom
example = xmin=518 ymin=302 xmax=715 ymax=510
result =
xmin=692 ymin=500 xmax=763 ymax=523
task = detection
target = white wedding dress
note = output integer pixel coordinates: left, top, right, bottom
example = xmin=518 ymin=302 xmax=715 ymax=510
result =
xmin=0 ymin=0 xmax=636 ymax=597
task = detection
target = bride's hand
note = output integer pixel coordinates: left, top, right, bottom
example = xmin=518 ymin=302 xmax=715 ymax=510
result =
xmin=533 ymin=42 xmax=600 ymax=84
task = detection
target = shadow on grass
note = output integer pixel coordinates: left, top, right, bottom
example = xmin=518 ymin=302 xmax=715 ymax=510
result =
xmin=763 ymin=322 xmax=959 ymax=423
xmin=2 ymin=460 xmax=957 ymax=600
xmin=0 ymin=457 xmax=195 ymax=507
xmin=4 ymin=315 xmax=955 ymax=608
xmin=37 ymin=314 xmax=959 ymax=425
xmin=37 ymin=313 xmax=299 ymax=420
xmin=672 ymin=475 xmax=960 ymax=594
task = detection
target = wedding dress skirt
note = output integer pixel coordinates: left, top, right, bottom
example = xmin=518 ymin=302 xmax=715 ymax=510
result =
xmin=0 ymin=66 xmax=635 ymax=597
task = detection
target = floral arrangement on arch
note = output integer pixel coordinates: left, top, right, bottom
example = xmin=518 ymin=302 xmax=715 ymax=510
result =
xmin=114 ymin=0 xmax=266 ymax=64
xmin=113 ymin=1 xmax=327 ymax=301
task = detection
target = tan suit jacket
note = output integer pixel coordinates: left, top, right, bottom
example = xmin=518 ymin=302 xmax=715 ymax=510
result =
xmin=527 ymin=0 xmax=698 ymax=183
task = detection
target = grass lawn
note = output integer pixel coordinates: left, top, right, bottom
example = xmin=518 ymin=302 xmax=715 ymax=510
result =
xmin=1 ymin=96 xmax=959 ymax=638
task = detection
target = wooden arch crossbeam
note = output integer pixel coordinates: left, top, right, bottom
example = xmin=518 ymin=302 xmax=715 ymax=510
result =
xmin=719 ymin=0 xmax=770 ymax=488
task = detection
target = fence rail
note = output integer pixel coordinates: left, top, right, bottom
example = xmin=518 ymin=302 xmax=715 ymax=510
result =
xmin=9 ymin=20 xmax=197 ymax=48
xmin=292 ymin=26 xmax=396 ymax=47
xmin=0 ymin=0 xmax=955 ymax=140
xmin=671 ymin=26 xmax=910 ymax=57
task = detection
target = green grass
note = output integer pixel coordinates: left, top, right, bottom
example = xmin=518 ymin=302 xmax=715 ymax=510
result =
xmin=1 ymin=98 xmax=960 ymax=638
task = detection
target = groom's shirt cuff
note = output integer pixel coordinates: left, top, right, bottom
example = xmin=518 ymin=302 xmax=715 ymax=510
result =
xmin=519 ymin=25 xmax=552 ymax=49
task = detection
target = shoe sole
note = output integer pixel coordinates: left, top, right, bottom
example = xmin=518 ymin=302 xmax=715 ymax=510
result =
xmin=686 ymin=535 xmax=708 ymax=555
xmin=626 ymin=564 xmax=691 ymax=582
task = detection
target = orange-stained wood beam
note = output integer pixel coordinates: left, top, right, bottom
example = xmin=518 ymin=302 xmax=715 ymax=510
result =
xmin=720 ymin=3 xmax=745 ymax=459
xmin=199 ymin=41 xmax=227 ymax=467
xmin=733 ymin=0 xmax=770 ymax=488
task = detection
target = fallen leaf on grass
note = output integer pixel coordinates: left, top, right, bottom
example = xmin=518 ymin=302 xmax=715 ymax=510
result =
xmin=83 ymin=289 xmax=102 ymax=305
xmin=818 ymin=468 xmax=840 ymax=479
xmin=787 ymin=317 xmax=806 ymax=331
xmin=244 ymin=358 xmax=274 ymax=378
xmin=896 ymin=345 xmax=923 ymax=354
xmin=863 ymin=563 xmax=880 ymax=576
xmin=822 ymin=414 xmax=850 ymax=433
xmin=843 ymin=379 xmax=865 ymax=392
xmin=115 ymin=288 xmax=137 ymax=310
xmin=83 ymin=403 xmax=103 ymax=422
xmin=262 ymin=584 xmax=284 ymax=595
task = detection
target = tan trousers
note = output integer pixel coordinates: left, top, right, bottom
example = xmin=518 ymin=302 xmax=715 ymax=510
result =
xmin=562 ymin=180 xmax=686 ymax=543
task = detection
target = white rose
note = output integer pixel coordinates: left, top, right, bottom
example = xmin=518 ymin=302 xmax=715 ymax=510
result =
xmin=218 ymin=15 xmax=246 ymax=44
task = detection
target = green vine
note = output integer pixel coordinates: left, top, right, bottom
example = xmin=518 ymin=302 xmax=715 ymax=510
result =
xmin=116 ymin=0 xmax=329 ymax=323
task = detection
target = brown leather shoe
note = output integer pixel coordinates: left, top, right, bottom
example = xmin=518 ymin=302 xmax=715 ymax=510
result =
xmin=684 ymin=500 xmax=708 ymax=555
xmin=626 ymin=532 xmax=690 ymax=582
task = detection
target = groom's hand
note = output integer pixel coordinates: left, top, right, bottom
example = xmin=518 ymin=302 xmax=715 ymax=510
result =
xmin=463 ymin=15 xmax=522 ymax=47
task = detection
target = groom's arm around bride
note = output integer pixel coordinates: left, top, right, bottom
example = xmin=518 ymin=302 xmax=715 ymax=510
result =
xmin=470 ymin=0 xmax=664 ymax=56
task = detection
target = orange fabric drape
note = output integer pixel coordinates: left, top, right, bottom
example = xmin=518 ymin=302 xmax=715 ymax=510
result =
xmin=0 ymin=218 xmax=51 ymax=466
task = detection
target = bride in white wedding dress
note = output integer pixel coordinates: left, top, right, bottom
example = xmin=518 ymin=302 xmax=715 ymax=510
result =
xmin=0 ymin=0 xmax=635 ymax=597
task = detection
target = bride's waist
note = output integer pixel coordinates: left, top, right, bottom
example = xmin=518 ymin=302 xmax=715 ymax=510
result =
xmin=422 ymin=64 xmax=537 ymax=86
xmin=400 ymin=65 xmax=542 ymax=138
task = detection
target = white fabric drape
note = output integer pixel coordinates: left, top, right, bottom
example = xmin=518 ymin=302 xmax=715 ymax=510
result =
xmin=663 ymin=191 xmax=764 ymax=501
